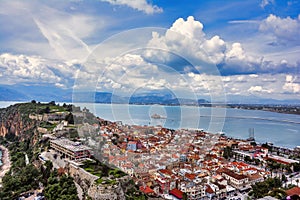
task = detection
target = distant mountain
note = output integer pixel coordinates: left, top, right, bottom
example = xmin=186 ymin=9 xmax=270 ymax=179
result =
xmin=0 ymin=84 xmax=72 ymax=102
xmin=0 ymin=84 xmax=299 ymax=105
xmin=0 ymin=86 xmax=28 ymax=101
xmin=225 ymin=94 xmax=300 ymax=105
xmin=73 ymin=92 xmax=209 ymax=105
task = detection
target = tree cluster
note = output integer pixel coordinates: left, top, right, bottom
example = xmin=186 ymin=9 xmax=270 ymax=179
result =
xmin=44 ymin=171 xmax=79 ymax=200
xmin=250 ymin=177 xmax=284 ymax=199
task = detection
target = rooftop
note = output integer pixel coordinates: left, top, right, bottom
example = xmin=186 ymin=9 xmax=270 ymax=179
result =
xmin=50 ymin=138 xmax=92 ymax=152
xmin=139 ymin=186 xmax=154 ymax=194
xmin=286 ymin=186 xmax=300 ymax=197
xmin=169 ymin=188 xmax=183 ymax=199
xmin=222 ymin=169 xmax=248 ymax=180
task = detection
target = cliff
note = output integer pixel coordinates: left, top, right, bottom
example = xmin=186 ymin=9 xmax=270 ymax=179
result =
xmin=0 ymin=103 xmax=36 ymax=138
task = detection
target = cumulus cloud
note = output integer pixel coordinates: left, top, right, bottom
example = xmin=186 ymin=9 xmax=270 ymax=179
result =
xmin=147 ymin=16 xmax=227 ymax=68
xmin=222 ymin=73 xmax=300 ymax=99
xmin=146 ymin=16 xmax=299 ymax=75
xmin=0 ymin=53 xmax=77 ymax=87
xmin=100 ymin=0 xmax=163 ymax=14
xmin=75 ymin=51 xmax=225 ymax=99
xmin=94 ymin=53 xmax=173 ymax=93
xmin=259 ymin=14 xmax=300 ymax=45
xmin=70 ymin=58 xmax=300 ymax=103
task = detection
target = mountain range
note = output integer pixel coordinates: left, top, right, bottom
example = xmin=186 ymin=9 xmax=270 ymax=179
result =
xmin=0 ymin=84 xmax=299 ymax=105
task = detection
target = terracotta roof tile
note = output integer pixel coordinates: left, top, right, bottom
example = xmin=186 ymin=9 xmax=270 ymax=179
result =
xmin=286 ymin=186 xmax=300 ymax=196
xmin=170 ymin=188 xmax=183 ymax=199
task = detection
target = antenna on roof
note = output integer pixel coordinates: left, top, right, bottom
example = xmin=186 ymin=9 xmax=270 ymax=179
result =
xmin=248 ymin=128 xmax=255 ymax=141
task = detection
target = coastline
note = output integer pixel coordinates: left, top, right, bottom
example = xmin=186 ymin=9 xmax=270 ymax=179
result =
xmin=0 ymin=145 xmax=11 ymax=186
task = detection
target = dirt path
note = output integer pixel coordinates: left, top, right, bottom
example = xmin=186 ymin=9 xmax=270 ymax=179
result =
xmin=0 ymin=145 xmax=11 ymax=186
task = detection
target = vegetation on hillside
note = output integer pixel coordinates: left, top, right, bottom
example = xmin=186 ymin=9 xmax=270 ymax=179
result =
xmin=0 ymin=136 xmax=38 ymax=199
xmin=0 ymin=101 xmax=79 ymax=199
xmin=0 ymin=101 xmax=147 ymax=199
xmin=82 ymin=159 xmax=127 ymax=185
xmin=44 ymin=170 xmax=78 ymax=200
xmin=249 ymin=177 xmax=285 ymax=199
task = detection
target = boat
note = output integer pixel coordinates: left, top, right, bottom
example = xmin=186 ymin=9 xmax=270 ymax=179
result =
xmin=151 ymin=113 xmax=166 ymax=119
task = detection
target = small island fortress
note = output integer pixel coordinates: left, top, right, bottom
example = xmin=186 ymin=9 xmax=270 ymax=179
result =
xmin=151 ymin=113 xmax=167 ymax=119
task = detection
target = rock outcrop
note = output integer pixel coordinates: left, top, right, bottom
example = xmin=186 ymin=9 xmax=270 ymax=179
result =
xmin=0 ymin=104 xmax=36 ymax=138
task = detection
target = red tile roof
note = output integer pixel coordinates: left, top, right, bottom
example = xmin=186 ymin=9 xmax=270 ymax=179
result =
xmin=170 ymin=188 xmax=183 ymax=199
xmin=206 ymin=185 xmax=214 ymax=194
xmin=185 ymin=173 xmax=196 ymax=180
xmin=286 ymin=186 xmax=300 ymax=196
xmin=159 ymin=169 xmax=173 ymax=176
xmin=139 ymin=186 xmax=154 ymax=194
xmin=222 ymin=169 xmax=248 ymax=180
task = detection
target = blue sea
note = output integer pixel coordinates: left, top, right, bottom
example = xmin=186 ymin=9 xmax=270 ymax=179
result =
xmin=75 ymin=103 xmax=300 ymax=149
xmin=1 ymin=101 xmax=300 ymax=148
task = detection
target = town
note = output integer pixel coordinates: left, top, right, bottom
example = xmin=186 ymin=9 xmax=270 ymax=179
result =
xmin=26 ymin=103 xmax=300 ymax=200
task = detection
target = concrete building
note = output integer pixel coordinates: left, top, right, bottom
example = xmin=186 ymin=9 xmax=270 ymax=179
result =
xmin=50 ymin=138 xmax=92 ymax=161
xmin=222 ymin=169 xmax=249 ymax=190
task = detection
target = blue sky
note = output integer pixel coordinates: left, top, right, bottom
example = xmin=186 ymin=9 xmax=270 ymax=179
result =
xmin=0 ymin=0 xmax=299 ymax=102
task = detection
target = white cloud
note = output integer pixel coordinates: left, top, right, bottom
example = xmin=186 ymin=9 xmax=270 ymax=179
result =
xmin=259 ymin=14 xmax=300 ymax=45
xmin=169 ymin=16 xmax=205 ymax=40
xmin=145 ymin=16 xmax=300 ymax=75
xmin=75 ymin=50 xmax=300 ymax=100
xmin=221 ymin=73 xmax=300 ymax=99
xmin=0 ymin=53 xmax=77 ymax=87
xmin=147 ymin=16 xmax=273 ymax=75
xmin=226 ymin=43 xmax=245 ymax=60
xmin=100 ymin=0 xmax=163 ymax=14
xmin=283 ymin=75 xmax=300 ymax=93
xmin=146 ymin=16 xmax=227 ymax=67
xmin=260 ymin=0 xmax=274 ymax=9
xmin=248 ymin=85 xmax=263 ymax=92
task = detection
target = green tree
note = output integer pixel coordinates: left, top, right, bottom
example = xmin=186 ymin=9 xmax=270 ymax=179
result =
xmin=45 ymin=175 xmax=78 ymax=200
xmin=182 ymin=192 xmax=188 ymax=200
xmin=45 ymin=106 xmax=51 ymax=114
xmin=223 ymin=146 xmax=233 ymax=159
xmin=250 ymin=177 xmax=282 ymax=198
xmin=244 ymin=156 xmax=252 ymax=163
xmin=49 ymin=101 xmax=56 ymax=106
xmin=65 ymin=113 xmax=74 ymax=124
xmin=42 ymin=160 xmax=53 ymax=184
xmin=282 ymin=174 xmax=287 ymax=183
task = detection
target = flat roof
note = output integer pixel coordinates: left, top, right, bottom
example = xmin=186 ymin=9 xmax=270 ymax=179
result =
xmin=50 ymin=138 xmax=92 ymax=152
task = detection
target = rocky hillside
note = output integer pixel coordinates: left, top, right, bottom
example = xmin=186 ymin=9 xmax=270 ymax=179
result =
xmin=0 ymin=103 xmax=36 ymax=138
xmin=0 ymin=101 xmax=70 ymax=139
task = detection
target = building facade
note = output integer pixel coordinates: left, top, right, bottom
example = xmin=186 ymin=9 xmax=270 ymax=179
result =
xmin=50 ymin=138 xmax=92 ymax=161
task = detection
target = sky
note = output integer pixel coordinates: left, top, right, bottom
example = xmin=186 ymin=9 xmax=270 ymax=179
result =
xmin=0 ymin=0 xmax=299 ymax=102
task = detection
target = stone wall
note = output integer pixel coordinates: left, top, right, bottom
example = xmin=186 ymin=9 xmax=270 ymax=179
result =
xmin=88 ymin=182 xmax=125 ymax=200
xmin=66 ymin=162 xmax=98 ymax=192
xmin=66 ymin=162 xmax=127 ymax=200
